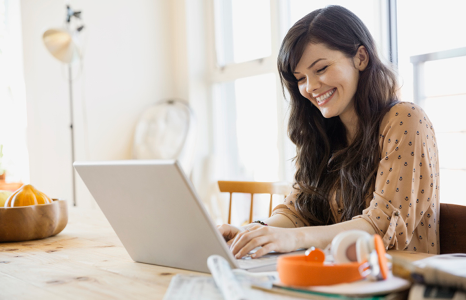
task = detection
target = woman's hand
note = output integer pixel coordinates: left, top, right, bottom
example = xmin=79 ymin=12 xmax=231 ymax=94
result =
xmin=230 ymin=225 xmax=301 ymax=259
xmin=217 ymin=224 xmax=242 ymax=246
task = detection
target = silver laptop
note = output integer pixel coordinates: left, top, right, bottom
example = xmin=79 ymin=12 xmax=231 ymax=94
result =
xmin=74 ymin=160 xmax=285 ymax=273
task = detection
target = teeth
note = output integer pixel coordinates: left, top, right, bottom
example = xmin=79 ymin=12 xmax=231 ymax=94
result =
xmin=316 ymin=89 xmax=335 ymax=103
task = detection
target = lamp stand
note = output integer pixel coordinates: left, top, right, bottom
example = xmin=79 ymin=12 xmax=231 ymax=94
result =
xmin=42 ymin=4 xmax=83 ymax=206
xmin=68 ymin=64 xmax=76 ymax=206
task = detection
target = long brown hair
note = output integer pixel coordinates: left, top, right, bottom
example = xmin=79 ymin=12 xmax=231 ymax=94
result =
xmin=277 ymin=5 xmax=398 ymax=225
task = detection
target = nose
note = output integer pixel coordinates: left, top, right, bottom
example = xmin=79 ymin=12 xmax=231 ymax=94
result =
xmin=305 ymin=76 xmax=320 ymax=94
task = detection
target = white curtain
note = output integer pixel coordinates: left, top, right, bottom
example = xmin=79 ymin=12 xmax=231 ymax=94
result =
xmin=0 ymin=0 xmax=29 ymax=184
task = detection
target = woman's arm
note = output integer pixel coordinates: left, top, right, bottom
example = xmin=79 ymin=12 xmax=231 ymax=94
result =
xmin=217 ymin=214 xmax=297 ymax=248
xmin=255 ymin=214 xmax=297 ymax=228
xmin=218 ymin=187 xmax=305 ymax=245
xmin=230 ymin=218 xmax=375 ymax=258
xmin=351 ymin=103 xmax=440 ymax=253
xmin=295 ymin=218 xmax=376 ymax=250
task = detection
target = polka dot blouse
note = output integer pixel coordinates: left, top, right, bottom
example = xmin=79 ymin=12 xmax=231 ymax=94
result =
xmin=272 ymin=102 xmax=440 ymax=254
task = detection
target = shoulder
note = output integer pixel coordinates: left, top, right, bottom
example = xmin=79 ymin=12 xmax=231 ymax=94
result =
xmin=380 ymin=102 xmax=432 ymax=136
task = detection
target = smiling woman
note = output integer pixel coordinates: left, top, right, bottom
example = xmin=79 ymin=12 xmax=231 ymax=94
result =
xmin=217 ymin=5 xmax=440 ymax=259
xmin=293 ymin=44 xmax=365 ymax=139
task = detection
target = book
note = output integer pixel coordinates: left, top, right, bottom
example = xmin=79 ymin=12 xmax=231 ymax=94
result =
xmin=403 ymin=254 xmax=466 ymax=290
xmin=163 ymin=254 xmax=413 ymax=300
xmin=253 ymin=275 xmax=411 ymax=300
xmin=408 ymin=284 xmax=466 ymax=300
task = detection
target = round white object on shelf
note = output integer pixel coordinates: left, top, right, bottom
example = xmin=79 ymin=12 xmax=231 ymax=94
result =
xmin=132 ymin=100 xmax=196 ymax=174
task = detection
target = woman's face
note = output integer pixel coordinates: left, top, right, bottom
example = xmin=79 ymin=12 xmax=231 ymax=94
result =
xmin=294 ymin=43 xmax=367 ymax=123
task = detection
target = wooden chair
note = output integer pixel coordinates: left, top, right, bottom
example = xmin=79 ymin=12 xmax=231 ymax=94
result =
xmin=440 ymin=203 xmax=466 ymax=254
xmin=218 ymin=181 xmax=291 ymax=224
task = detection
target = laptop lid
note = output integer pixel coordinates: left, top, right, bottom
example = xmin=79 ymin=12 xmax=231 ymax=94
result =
xmin=74 ymin=160 xmax=238 ymax=273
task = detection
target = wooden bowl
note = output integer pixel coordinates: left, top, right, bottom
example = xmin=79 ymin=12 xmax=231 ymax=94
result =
xmin=0 ymin=199 xmax=68 ymax=242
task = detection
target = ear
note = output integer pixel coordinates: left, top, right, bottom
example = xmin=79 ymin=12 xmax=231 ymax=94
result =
xmin=353 ymin=45 xmax=369 ymax=71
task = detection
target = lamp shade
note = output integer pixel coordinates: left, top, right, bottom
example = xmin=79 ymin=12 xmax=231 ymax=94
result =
xmin=42 ymin=28 xmax=80 ymax=64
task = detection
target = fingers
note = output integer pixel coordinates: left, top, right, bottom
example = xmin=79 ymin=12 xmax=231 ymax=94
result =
xmin=226 ymin=226 xmax=296 ymax=259
xmin=230 ymin=228 xmax=256 ymax=253
xmin=217 ymin=224 xmax=226 ymax=236
xmin=219 ymin=224 xmax=279 ymax=259
xmin=230 ymin=226 xmax=270 ymax=258
xmin=251 ymin=243 xmax=275 ymax=258
xmin=217 ymin=224 xmax=241 ymax=242
xmin=234 ymin=235 xmax=271 ymax=259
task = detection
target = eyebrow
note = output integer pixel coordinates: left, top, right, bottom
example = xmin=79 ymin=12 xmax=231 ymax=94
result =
xmin=293 ymin=58 xmax=327 ymax=74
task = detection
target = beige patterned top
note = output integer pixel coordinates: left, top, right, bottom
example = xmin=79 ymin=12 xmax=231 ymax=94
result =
xmin=272 ymin=102 xmax=440 ymax=254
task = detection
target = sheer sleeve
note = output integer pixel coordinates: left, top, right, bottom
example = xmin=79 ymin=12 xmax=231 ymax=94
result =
xmin=353 ymin=103 xmax=440 ymax=252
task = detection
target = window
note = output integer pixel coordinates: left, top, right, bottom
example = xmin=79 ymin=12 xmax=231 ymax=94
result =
xmin=211 ymin=0 xmax=282 ymax=225
xmin=214 ymin=0 xmax=272 ymax=65
xmin=397 ymin=0 xmax=466 ymax=205
xmin=213 ymin=74 xmax=279 ymax=182
xmin=209 ymin=0 xmax=393 ymax=225
xmin=0 ymin=0 xmax=29 ymax=184
xmin=288 ymin=0 xmax=384 ymax=55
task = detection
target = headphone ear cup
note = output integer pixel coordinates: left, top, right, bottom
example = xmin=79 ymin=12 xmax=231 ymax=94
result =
xmin=331 ymin=230 xmax=372 ymax=264
xmin=355 ymin=235 xmax=373 ymax=262
xmin=373 ymin=234 xmax=389 ymax=280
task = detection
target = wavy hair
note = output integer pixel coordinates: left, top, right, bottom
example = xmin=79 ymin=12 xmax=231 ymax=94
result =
xmin=277 ymin=5 xmax=399 ymax=225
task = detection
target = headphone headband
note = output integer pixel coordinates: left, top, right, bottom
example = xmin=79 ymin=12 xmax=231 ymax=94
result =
xmin=277 ymin=255 xmax=367 ymax=286
xmin=277 ymin=232 xmax=389 ymax=286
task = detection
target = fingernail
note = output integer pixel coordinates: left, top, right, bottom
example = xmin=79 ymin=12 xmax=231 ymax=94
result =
xmin=251 ymin=254 xmax=256 ymax=258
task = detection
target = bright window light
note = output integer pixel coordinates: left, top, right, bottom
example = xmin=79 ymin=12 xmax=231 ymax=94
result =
xmin=0 ymin=0 xmax=29 ymax=184
xmin=213 ymin=73 xmax=278 ymax=182
xmin=214 ymin=0 xmax=271 ymax=65
xmin=212 ymin=73 xmax=279 ymax=225
xmin=288 ymin=0 xmax=383 ymax=57
xmin=234 ymin=73 xmax=279 ymax=182
xmin=397 ymin=0 xmax=466 ymax=205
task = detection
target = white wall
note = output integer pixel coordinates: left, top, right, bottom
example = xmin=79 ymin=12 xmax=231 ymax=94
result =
xmin=170 ymin=0 xmax=224 ymax=220
xmin=21 ymin=0 xmax=177 ymax=208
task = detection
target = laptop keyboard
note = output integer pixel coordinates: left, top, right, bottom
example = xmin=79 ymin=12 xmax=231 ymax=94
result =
xmin=235 ymin=248 xmax=307 ymax=269
xmin=236 ymin=254 xmax=278 ymax=269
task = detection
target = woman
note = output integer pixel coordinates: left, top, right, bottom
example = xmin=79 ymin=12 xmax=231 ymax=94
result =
xmin=218 ymin=5 xmax=440 ymax=258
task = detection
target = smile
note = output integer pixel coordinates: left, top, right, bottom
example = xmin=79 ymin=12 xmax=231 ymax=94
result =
xmin=316 ymin=88 xmax=336 ymax=104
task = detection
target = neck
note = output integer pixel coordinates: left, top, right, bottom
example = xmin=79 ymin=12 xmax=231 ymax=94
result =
xmin=345 ymin=121 xmax=358 ymax=143
xmin=339 ymin=106 xmax=358 ymax=144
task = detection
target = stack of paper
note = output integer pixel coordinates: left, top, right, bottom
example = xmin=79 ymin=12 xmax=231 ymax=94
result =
xmin=163 ymin=255 xmax=412 ymax=300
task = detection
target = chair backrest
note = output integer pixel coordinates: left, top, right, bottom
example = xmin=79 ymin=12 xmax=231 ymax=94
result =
xmin=218 ymin=181 xmax=291 ymax=224
xmin=440 ymin=203 xmax=466 ymax=254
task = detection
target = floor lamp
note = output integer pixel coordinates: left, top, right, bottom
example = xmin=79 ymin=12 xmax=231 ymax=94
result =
xmin=42 ymin=5 xmax=84 ymax=206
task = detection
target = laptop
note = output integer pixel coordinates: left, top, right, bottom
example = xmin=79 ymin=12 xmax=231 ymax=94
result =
xmin=74 ymin=160 xmax=288 ymax=273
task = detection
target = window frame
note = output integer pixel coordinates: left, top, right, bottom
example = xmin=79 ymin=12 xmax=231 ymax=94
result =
xmin=205 ymin=0 xmax=397 ymax=182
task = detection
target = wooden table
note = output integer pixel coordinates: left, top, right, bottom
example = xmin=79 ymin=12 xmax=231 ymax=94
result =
xmin=0 ymin=206 xmax=434 ymax=299
xmin=0 ymin=207 xmax=204 ymax=300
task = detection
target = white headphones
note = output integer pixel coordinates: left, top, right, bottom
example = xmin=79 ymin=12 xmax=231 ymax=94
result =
xmin=330 ymin=230 xmax=390 ymax=280
xmin=331 ymin=230 xmax=372 ymax=263
xmin=279 ymin=230 xmax=390 ymax=286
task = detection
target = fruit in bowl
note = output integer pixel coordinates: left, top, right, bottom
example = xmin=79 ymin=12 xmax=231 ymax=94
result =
xmin=4 ymin=184 xmax=52 ymax=207
xmin=0 ymin=190 xmax=12 ymax=207
xmin=0 ymin=185 xmax=68 ymax=242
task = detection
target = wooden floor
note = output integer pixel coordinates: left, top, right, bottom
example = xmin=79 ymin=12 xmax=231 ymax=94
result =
xmin=0 ymin=207 xmax=205 ymax=300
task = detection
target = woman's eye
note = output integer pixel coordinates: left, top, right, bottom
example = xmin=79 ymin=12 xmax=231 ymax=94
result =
xmin=296 ymin=77 xmax=305 ymax=82
xmin=317 ymin=66 xmax=328 ymax=73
